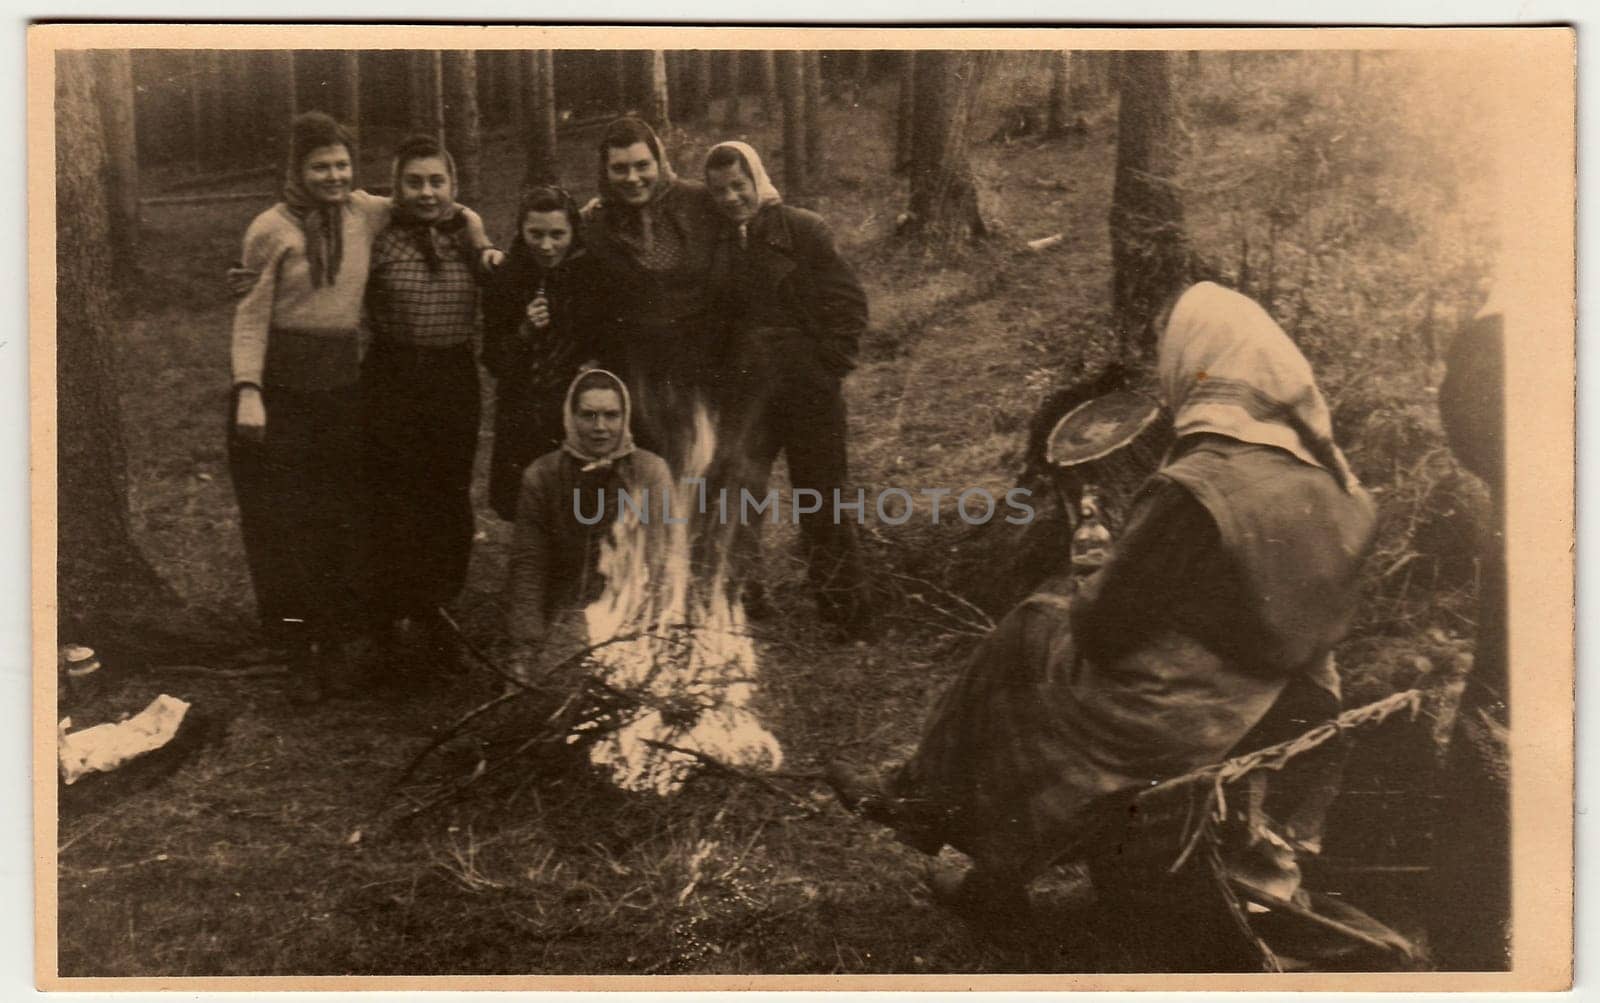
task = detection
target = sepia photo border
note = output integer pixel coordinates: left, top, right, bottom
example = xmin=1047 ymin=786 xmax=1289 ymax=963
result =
xmin=25 ymin=21 xmax=1576 ymax=993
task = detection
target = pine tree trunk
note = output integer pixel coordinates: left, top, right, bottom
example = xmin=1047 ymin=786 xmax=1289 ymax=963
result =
xmin=904 ymin=50 xmax=988 ymax=243
xmin=894 ymin=50 xmax=916 ymax=174
xmin=524 ymin=50 xmax=559 ymax=187
xmin=1109 ymin=50 xmax=1189 ymax=359
xmin=803 ymin=50 xmax=823 ymax=180
xmin=261 ymin=50 xmax=297 ymax=166
xmin=505 ymin=50 xmax=527 ymax=141
xmin=336 ymin=51 xmax=360 ymax=141
xmin=758 ymin=51 xmax=779 ymax=121
xmin=614 ymin=50 xmax=633 ymax=113
xmin=411 ymin=51 xmax=444 ymax=140
xmin=442 ymin=51 xmax=481 ymax=206
xmin=646 ymin=49 xmax=671 ymax=134
xmin=194 ymin=50 xmax=228 ymax=171
xmin=1046 ymin=50 xmax=1072 ymax=135
xmin=778 ymin=51 xmax=806 ymax=195
xmin=693 ymin=50 xmax=713 ymax=120
xmin=89 ymin=49 xmax=139 ymax=275
xmin=55 ymin=51 xmax=178 ymax=645
xmin=724 ymin=51 xmax=742 ymax=127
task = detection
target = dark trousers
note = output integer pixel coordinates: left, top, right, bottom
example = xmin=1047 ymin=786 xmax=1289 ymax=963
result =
xmin=362 ymin=342 xmax=482 ymax=623
xmin=720 ymin=333 xmax=867 ymax=623
xmin=227 ymin=383 xmax=365 ymax=649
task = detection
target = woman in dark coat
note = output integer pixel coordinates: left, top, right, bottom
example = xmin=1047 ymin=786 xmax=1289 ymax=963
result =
xmin=582 ymin=117 xmax=724 ymax=472
xmin=482 ymin=186 xmax=604 ymax=522
xmin=830 ymin=282 xmax=1377 ymax=924
xmin=703 ymin=141 xmax=870 ymax=632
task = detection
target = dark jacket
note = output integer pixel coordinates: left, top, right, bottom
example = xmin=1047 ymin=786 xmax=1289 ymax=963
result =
xmin=710 ymin=203 xmax=869 ymax=379
xmin=480 ymin=245 xmax=604 ymax=383
xmin=583 ymin=179 xmax=723 ymax=330
xmin=505 ymin=447 xmax=674 ymax=644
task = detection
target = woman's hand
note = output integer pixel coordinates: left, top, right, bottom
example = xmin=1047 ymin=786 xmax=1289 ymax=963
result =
xmin=234 ymin=387 xmax=267 ymax=441
xmin=480 ymin=247 xmax=506 ymax=272
xmin=525 ymin=295 xmax=551 ymax=330
xmin=227 ymin=262 xmax=260 ymax=298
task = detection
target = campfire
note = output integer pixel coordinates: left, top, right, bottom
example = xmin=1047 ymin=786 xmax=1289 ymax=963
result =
xmin=577 ymin=404 xmax=784 ymax=797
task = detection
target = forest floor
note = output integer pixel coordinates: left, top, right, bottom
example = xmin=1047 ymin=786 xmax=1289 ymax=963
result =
xmin=55 ymin=54 xmax=1495 ymax=978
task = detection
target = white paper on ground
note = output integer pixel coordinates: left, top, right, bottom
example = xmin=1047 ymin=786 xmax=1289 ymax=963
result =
xmin=58 ymin=694 xmax=192 ymax=785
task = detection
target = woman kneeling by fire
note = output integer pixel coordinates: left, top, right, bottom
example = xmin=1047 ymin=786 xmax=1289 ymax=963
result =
xmin=828 ymin=279 xmax=1397 ymax=964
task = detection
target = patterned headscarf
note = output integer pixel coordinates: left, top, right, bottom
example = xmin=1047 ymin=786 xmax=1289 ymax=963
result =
xmin=595 ymin=117 xmax=682 ymax=269
xmin=1157 ymin=282 xmax=1358 ymax=492
xmin=389 ymin=135 xmax=467 ymax=271
xmin=280 ymin=111 xmax=356 ymax=289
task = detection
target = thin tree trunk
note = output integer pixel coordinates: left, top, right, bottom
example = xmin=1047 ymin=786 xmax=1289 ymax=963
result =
xmin=803 ymin=50 xmax=823 ymax=180
xmin=523 ymin=50 xmax=559 ymax=187
xmin=336 ymin=51 xmax=360 ymax=141
xmin=724 ymin=51 xmax=742 ymax=127
xmin=260 ymin=51 xmax=297 ymax=168
xmin=614 ymin=50 xmax=632 ymax=113
xmin=442 ymin=51 xmax=481 ymax=205
xmin=1109 ymin=50 xmax=1189 ymax=359
xmin=693 ymin=50 xmax=713 ymax=121
xmin=1046 ymin=50 xmax=1072 ymax=135
xmin=89 ymin=49 xmax=139 ymax=273
xmin=411 ymin=50 xmax=444 ymax=140
xmin=904 ymin=50 xmax=988 ymax=243
xmin=646 ymin=49 xmax=671 ymax=134
xmin=894 ymin=50 xmax=916 ymax=174
xmin=505 ymin=50 xmax=527 ymax=142
xmin=778 ymin=51 xmax=806 ymax=195
xmin=194 ymin=50 xmax=228 ymax=171
xmin=55 ymin=51 xmax=177 ymax=643
xmin=758 ymin=51 xmax=779 ymax=121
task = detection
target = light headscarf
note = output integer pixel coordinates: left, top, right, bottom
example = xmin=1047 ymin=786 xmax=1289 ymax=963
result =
xmin=1157 ymin=282 xmax=1358 ymax=492
xmin=561 ymin=368 xmax=636 ymax=471
xmin=705 ymin=140 xmax=784 ymax=211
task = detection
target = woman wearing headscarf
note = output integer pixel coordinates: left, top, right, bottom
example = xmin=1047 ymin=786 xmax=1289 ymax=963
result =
xmin=228 ymin=112 xmax=495 ymax=702
xmin=703 ymin=141 xmax=871 ymax=633
xmin=583 ymin=117 xmax=723 ymax=471
xmin=361 ymin=133 xmax=497 ymax=676
xmin=482 ymin=185 xmax=605 ymax=522
xmin=504 ymin=368 xmax=674 ymax=683
xmin=828 ymin=282 xmax=1377 ymax=925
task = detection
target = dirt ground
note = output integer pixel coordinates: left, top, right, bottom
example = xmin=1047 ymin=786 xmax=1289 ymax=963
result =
xmin=55 ymin=52 xmax=1497 ymax=977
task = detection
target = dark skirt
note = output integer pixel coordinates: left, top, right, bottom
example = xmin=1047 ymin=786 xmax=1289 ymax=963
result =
xmin=226 ymin=382 xmax=365 ymax=647
xmin=361 ymin=341 xmax=482 ymax=622
xmin=488 ymin=369 xmax=571 ymax=523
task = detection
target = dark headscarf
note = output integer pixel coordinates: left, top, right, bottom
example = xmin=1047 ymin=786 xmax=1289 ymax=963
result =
xmin=387 ymin=134 xmax=469 ymax=271
xmin=281 ymin=111 xmax=355 ymax=289
xmin=594 ymin=117 xmax=680 ymax=263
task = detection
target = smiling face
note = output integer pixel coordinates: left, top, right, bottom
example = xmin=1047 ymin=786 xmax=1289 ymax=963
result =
xmin=573 ymin=387 xmax=624 ymax=456
xmin=520 ymin=209 xmax=575 ymax=270
xmin=299 ymin=143 xmax=353 ymax=205
xmin=397 ymin=154 xmax=453 ymax=222
xmin=605 ymin=141 xmax=660 ymax=207
xmin=705 ymin=161 xmax=761 ymax=226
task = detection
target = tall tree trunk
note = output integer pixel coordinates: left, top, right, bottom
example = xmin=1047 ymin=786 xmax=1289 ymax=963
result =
xmin=261 ymin=50 xmax=297 ymax=166
xmin=505 ymin=50 xmax=527 ymax=142
xmin=613 ymin=50 xmax=632 ymax=112
xmin=55 ymin=51 xmax=177 ymax=645
xmin=194 ymin=50 xmax=228 ymax=171
xmin=692 ymin=50 xmax=713 ymax=121
xmin=724 ymin=51 xmax=742 ymax=127
xmin=894 ymin=50 xmax=916 ymax=174
xmin=1046 ymin=50 xmax=1072 ymax=135
xmin=803 ymin=50 xmax=823 ymax=180
xmin=89 ymin=49 xmax=139 ymax=275
xmin=442 ymin=51 xmax=481 ymax=206
xmin=1068 ymin=49 xmax=1103 ymax=107
xmin=523 ymin=50 xmax=559 ymax=187
xmin=778 ymin=51 xmax=806 ymax=196
xmin=336 ymin=51 xmax=360 ymax=142
xmin=904 ymin=50 xmax=988 ymax=243
xmin=758 ymin=51 xmax=779 ymax=121
xmin=411 ymin=50 xmax=444 ymax=140
xmin=645 ymin=49 xmax=671 ymax=134
xmin=1109 ymin=51 xmax=1189 ymax=359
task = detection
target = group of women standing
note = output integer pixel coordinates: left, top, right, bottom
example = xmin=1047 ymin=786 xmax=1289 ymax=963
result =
xmin=228 ymin=111 xmax=872 ymax=702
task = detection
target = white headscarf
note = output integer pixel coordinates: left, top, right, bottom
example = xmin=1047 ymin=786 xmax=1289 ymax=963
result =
xmin=560 ymin=368 xmax=636 ymax=472
xmin=705 ymin=140 xmax=784 ymax=208
xmin=1157 ymin=282 xmax=1358 ymax=491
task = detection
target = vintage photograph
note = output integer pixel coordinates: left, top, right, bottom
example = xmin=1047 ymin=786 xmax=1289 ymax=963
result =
xmin=32 ymin=25 xmax=1574 ymax=989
